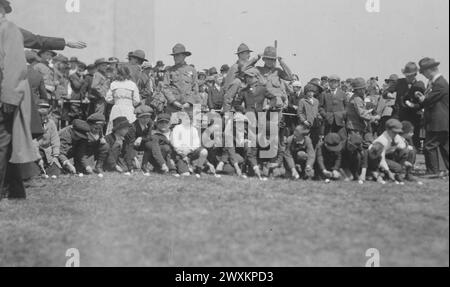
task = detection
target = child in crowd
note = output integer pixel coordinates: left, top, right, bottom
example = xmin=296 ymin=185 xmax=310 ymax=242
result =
xmin=284 ymin=124 xmax=316 ymax=180
xmin=315 ymin=133 xmax=343 ymax=182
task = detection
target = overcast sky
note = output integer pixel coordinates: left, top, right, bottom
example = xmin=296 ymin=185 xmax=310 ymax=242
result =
xmin=10 ymin=0 xmax=449 ymax=82
xmin=154 ymin=0 xmax=449 ymax=81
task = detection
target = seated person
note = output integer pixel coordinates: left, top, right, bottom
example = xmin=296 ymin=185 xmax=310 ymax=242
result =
xmin=314 ymin=133 xmax=343 ymax=181
xmin=284 ymin=124 xmax=315 ymax=180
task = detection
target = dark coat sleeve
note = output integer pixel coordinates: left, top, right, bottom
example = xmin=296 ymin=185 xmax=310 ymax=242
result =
xmin=20 ymin=28 xmax=66 ymax=50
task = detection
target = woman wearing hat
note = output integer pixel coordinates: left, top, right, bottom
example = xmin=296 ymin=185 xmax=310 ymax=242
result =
xmin=105 ymin=66 xmax=141 ymax=134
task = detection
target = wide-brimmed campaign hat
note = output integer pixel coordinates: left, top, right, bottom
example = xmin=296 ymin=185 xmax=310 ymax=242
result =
xmin=324 ymin=133 xmax=343 ymax=152
xmin=170 ymin=43 xmax=192 ymax=56
xmin=0 ymin=0 xmax=12 ymax=14
xmin=94 ymin=58 xmax=112 ymax=67
xmin=419 ymin=57 xmax=440 ymax=73
xmin=384 ymin=74 xmax=399 ymax=83
xmin=112 ymin=117 xmax=130 ymax=132
xmin=402 ymin=62 xmax=419 ymax=76
xmin=129 ymin=50 xmax=148 ymax=62
xmin=236 ymin=43 xmax=253 ymax=55
xmin=262 ymin=46 xmax=277 ymax=60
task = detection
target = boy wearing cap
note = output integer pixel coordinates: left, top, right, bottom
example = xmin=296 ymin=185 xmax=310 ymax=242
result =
xmin=298 ymin=83 xmax=322 ymax=147
xmin=123 ymin=105 xmax=154 ymax=172
xmin=35 ymin=101 xmax=61 ymax=176
xmin=359 ymin=142 xmax=386 ymax=184
xmin=371 ymin=119 xmax=414 ymax=182
xmin=58 ymin=119 xmax=93 ymax=174
xmin=148 ymin=113 xmax=177 ymax=174
xmin=285 ymin=124 xmax=315 ymax=180
xmin=103 ymin=117 xmax=131 ymax=173
xmin=314 ymin=133 xmax=343 ymax=181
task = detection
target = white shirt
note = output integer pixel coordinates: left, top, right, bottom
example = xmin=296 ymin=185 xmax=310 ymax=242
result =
xmin=371 ymin=131 xmax=408 ymax=172
xmin=171 ymin=124 xmax=201 ymax=156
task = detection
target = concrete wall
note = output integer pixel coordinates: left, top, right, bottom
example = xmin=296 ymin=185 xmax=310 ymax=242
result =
xmin=10 ymin=0 xmax=155 ymax=64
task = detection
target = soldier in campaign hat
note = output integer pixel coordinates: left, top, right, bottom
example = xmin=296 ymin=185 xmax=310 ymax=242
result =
xmin=162 ymin=43 xmax=200 ymax=114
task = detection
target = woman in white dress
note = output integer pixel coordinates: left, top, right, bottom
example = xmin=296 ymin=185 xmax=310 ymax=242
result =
xmin=105 ymin=65 xmax=141 ymax=134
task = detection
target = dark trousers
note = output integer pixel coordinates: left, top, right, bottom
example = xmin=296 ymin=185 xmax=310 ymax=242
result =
xmin=0 ymin=118 xmax=26 ymax=199
xmin=424 ymin=131 xmax=449 ymax=174
xmin=400 ymin=112 xmax=422 ymax=150
xmin=386 ymin=148 xmax=416 ymax=174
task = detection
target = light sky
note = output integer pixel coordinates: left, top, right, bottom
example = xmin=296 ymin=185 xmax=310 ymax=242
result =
xmin=10 ymin=0 xmax=449 ymax=83
xmin=154 ymin=0 xmax=449 ymax=81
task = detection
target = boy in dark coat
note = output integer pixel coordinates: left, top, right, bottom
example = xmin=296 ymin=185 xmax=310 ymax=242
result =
xmin=314 ymin=133 xmax=343 ymax=181
xmin=341 ymin=133 xmax=364 ymax=181
xmin=104 ymin=117 xmax=130 ymax=173
xmin=148 ymin=113 xmax=177 ymax=175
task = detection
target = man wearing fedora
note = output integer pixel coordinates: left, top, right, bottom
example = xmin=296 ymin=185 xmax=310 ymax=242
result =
xmin=162 ymin=43 xmax=200 ymax=114
xmin=319 ymin=74 xmax=348 ymax=136
xmin=394 ymin=62 xmax=426 ymax=150
xmin=88 ymin=58 xmax=112 ymax=116
xmin=416 ymin=58 xmax=449 ymax=177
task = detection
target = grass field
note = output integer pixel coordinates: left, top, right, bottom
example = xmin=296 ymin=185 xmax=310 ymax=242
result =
xmin=0 ymin=158 xmax=448 ymax=267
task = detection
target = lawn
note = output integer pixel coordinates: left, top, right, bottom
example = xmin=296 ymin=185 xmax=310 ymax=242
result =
xmin=0 ymin=159 xmax=448 ymax=267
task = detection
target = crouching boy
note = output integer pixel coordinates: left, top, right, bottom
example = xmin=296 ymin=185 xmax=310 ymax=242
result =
xmin=314 ymin=133 xmax=343 ymax=181
xmin=341 ymin=133 xmax=364 ymax=181
xmin=171 ymin=106 xmax=208 ymax=177
xmin=284 ymin=124 xmax=315 ymax=180
xmin=148 ymin=113 xmax=177 ymax=175
xmin=104 ymin=117 xmax=131 ymax=173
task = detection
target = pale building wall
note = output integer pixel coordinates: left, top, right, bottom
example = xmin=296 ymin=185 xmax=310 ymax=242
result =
xmin=9 ymin=0 xmax=155 ymax=65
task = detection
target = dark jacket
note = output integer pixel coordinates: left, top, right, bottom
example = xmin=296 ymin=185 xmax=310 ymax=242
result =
xmin=69 ymin=72 xmax=85 ymax=101
xmin=20 ymin=28 xmax=66 ymax=50
xmin=394 ymin=78 xmax=426 ymax=120
xmin=421 ymin=75 xmax=449 ymax=132
xmin=27 ymin=65 xmax=48 ymax=101
xmin=284 ymin=135 xmax=315 ymax=169
xmin=123 ymin=120 xmax=153 ymax=169
xmin=319 ymin=89 xmax=347 ymax=127
xmin=149 ymin=131 xmax=174 ymax=167
xmin=315 ymin=143 xmax=342 ymax=171
xmin=235 ymin=83 xmax=271 ymax=113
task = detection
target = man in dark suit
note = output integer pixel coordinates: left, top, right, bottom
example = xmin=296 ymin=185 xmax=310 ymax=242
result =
xmin=318 ymin=75 xmax=348 ymax=135
xmin=394 ymin=62 xmax=426 ymax=149
xmin=417 ymin=58 xmax=449 ymax=177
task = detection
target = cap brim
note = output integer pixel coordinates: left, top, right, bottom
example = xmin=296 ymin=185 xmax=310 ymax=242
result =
xmin=420 ymin=62 xmax=440 ymax=72
xmin=325 ymin=143 xmax=343 ymax=152
xmin=236 ymin=49 xmax=253 ymax=54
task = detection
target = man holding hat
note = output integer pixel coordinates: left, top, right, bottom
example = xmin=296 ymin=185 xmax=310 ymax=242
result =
xmin=394 ymin=62 xmax=426 ymax=150
xmin=256 ymin=46 xmax=294 ymax=110
xmin=417 ymin=58 xmax=449 ymax=177
xmin=162 ymin=43 xmax=200 ymax=114
xmin=285 ymin=124 xmax=316 ymax=180
xmin=1 ymin=3 xmax=40 ymax=199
